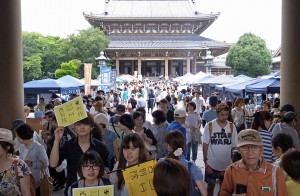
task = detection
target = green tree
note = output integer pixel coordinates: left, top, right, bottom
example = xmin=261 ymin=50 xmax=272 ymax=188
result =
xmin=62 ymin=27 xmax=110 ymax=79
xmin=22 ymin=32 xmax=44 ymax=82
xmin=54 ymin=59 xmax=81 ymax=78
xmin=23 ymin=54 xmax=42 ymax=82
xmin=39 ymin=36 xmax=66 ymax=79
xmin=22 ymin=32 xmax=65 ymax=81
xmin=226 ymin=33 xmax=272 ymax=77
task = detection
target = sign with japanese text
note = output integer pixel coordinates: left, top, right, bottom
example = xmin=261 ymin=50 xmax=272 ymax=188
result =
xmin=122 ymin=160 xmax=157 ymax=196
xmin=73 ymin=185 xmax=113 ymax=196
xmin=54 ymin=97 xmax=87 ymax=127
xmin=100 ymin=67 xmax=111 ymax=92
xmin=84 ymin=63 xmax=92 ymax=95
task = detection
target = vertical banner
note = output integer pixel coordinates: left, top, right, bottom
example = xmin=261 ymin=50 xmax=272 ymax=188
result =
xmin=84 ymin=63 xmax=92 ymax=95
xmin=110 ymin=69 xmax=117 ymax=88
xmin=100 ymin=67 xmax=111 ymax=92
xmin=122 ymin=160 xmax=157 ymax=196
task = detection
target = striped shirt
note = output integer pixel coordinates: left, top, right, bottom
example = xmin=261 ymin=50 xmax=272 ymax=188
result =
xmin=258 ymin=129 xmax=276 ymax=163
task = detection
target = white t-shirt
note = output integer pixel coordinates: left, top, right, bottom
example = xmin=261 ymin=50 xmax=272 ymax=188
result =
xmin=136 ymin=97 xmax=146 ymax=108
xmin=192 ymin=97 xmax=206 ymax=113
xmin=203 ymin=119 xmax=238 ymax=171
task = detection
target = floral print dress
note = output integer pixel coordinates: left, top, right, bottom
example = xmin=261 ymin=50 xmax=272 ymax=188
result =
xmin=0 ymin=159 xmax=30 ymax=196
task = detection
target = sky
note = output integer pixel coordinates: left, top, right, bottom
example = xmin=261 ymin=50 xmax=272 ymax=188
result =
xmin=21 ymin=0 xmax=281 ymax=50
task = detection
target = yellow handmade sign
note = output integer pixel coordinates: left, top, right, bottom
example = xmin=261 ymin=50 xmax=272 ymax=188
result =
xmin=73 ymin=185 xmax=113 ymax=196
xmin=123 ymin=160 xmax=157 ymax=196
xmin=54 ymin=97 xmax=87 ymax=127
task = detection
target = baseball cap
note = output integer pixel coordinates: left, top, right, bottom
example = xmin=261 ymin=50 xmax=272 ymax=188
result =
xmin=11 ymin=119 xmax=25 ymax=130
xmin=45 ymin=110 xmax=55 ymax=117
xmin=280 ymin=104 xmax=295 ymax=112
xmin=94 ymin=113 xmax=109 ymax=125
xmin=0 ymin=128 xmax=15 ymax=145
xmin=116 ymin=104 xmax=126 ymax=112
xmin=284 ymin=111 xmax=299 ymax=121
xmin=209 ymin=96 xmax=218 ymax=106
xmin=174 ymin=108 xmax=188 ymax=118
xmin=237 ymin=129 xmax=263 ymax=147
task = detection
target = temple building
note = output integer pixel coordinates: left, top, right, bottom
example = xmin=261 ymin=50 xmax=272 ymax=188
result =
xmin=83 ymin=0 xmax=232 ymax=78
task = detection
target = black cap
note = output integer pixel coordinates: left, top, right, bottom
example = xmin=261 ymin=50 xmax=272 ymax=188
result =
xmin=116 ymin=105 xmax=126 ymax=112
xmin=45 ymin=110 xmax=55 ymax=117
xmin=11 ymin=119 xmax=25 ymax=130
xmin=280 ymin=104 xmax=295 ymax=112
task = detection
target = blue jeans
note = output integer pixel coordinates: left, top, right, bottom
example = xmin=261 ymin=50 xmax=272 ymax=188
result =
xmin=186 ymin=141 xmax=198 ymax=161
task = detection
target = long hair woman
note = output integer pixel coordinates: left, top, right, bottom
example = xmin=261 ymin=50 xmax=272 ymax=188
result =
xmin=154 ymin=158 xmax=191 ymax=196
xmin=251 ymin=111 xmax=276 ymax=163
xmin=110 ymin=133 xmax=149 ymax=196
xmin=164 ymin=130 xmax=207 ymax=196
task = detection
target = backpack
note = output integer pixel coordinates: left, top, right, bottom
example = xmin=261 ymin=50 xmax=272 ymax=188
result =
xmin=208 ymin=121 xmax=234 ymax=137
xmin=14 ymin=160 xmax=36 ymax=196
xmin=69 ymin=177 xmax=111 ymax=196
xmin=188 ymin=161 xmax=200 ymax=196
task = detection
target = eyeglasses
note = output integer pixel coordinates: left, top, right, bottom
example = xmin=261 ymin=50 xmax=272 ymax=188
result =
xmin=82 ymin=164 xmax=101 ymax=171
xmin=221 ymin=128 xmax=225 ymax=133
xmin=239 ymin=145 xmax=261 ymax=152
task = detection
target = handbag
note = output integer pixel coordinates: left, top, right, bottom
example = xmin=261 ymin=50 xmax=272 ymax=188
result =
xmin=40 ymin=168 xmax=53 ymax=196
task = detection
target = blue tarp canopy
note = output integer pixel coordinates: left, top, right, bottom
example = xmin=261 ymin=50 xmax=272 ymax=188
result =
xmin=245 ymin=77 xmax=280 ymax=94
xmin=202 ymin=74 xmax=236 ymax=85
xmin=24 ymin=79 xmax=80 ymax=94
xmin=266 ymin=78 xmax=280 ymax=94
xmin=234 ymin=75 xmax=253 ymax=82
xmin=224 ymin=78 xmax=263 ymax=94
xmin=57 ymin=75 xmax=84 ymax=87
xmin=269 ymin=71 xmax=281 ymax=77
xmin=192 ymin=74 xmax=214 ymax=84
xmin=215 ymin=75 xmax=253 ymax=91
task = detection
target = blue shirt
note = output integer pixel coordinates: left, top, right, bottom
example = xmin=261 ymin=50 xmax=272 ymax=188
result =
xmin=166 ymin=121 xmax=187 ymax=155
xmin=159 ymin=155 xmax=203 ymax=181
xmin=202 ymin=108 xmax=217 ymax=123
xmin=102 ymin=128 xmax=118 ymax=161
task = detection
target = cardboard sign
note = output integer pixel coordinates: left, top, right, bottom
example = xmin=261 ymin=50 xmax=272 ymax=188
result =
xmin=54 ymin=97 xmax=87 ymax=127
xmin=73 ymin=185 xmax=113 ymax=196
xmin=122 ymin=160 xmax=157 ymax=196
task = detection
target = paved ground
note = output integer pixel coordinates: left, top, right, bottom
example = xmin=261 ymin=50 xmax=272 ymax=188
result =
xmin=52 ymin=109 xmax=220 ymax=196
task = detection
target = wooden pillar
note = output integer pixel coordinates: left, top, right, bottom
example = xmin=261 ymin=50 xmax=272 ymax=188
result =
xmin=138 ymin=57 xmax=142 ymax=76
xmin=164 ymin=58 xmax=169 ymax=79
xmin=131 ymin=60 xmax=134 ymax=75
xmin=0 ymin=0 xmax=24 ymax=128
xmin=281 ymin=0 xmax=300 ymax=132
xmin=115 ymin=57 xmax=120 ymax=76
xmin=187 ymin=57 xmax=191 ymax=74
xmin=193 ymin=58 xmax=197 ymax=74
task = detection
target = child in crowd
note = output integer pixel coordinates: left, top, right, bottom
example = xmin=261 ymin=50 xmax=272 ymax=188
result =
xmin=68 ymin=150 xmax=111 ymax=196
xmin=282 ymin=150 xmax=300 ymax=196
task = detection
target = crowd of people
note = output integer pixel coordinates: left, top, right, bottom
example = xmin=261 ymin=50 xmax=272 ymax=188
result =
xmin=1 ymin=79 xmax=300 ymax=196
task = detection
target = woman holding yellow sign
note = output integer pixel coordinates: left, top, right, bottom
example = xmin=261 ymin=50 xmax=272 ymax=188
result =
xmin=110 ymin=133 xmax=149 ymax=196
xmin=67 ymin=150 xmax=111 ymax=196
